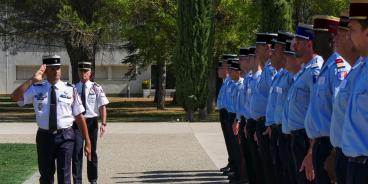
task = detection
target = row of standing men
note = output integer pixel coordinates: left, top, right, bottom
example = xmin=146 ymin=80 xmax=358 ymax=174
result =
xmin=216 ymin=1 xmax=368 ymax=184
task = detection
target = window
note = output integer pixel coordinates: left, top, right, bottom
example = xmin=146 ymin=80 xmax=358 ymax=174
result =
xmin=94 ymin=66 xmax=108 ymax=79
xmin=111 ymin=66 xmax=129 ymax=80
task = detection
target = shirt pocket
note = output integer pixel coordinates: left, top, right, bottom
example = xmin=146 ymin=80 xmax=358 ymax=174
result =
xmin=296 ymin=87 xmax=309 ymax=106
xmin=88 ymin=94 xmax=97 ymax=104
xmin=356 ymin=90 xmax=368 ymax=114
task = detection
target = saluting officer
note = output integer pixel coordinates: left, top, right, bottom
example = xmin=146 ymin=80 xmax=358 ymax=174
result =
xmin=304 ymin=15 xmax=346 ymax=184
xmin=10 ymin=55 xmax=91 ymax=184
xmin=330 ymin=15 xmax=362 ymax=184
xmin=250 ymin=32 xmax=277 ymax=184
xmin=340 ymin=0 xmax=368 ymax=183
xmin=72 ymin=62 xmax=109 ymax=184
xmin=284 ymin=23 xmax=324 ymax=184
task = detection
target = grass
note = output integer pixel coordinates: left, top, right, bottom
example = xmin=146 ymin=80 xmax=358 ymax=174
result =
xmin=0 ymin=96 xmax=219 ymax=122
xmin=0 ymin=144 xmax=38 ymax=184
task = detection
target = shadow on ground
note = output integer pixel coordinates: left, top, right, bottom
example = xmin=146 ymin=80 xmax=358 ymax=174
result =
xmin=112 ymin=170 xmax=228 ymax=183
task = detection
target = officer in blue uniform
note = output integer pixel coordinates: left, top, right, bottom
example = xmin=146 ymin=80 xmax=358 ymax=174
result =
xmin=234 ymin=47 xmax=256 ymax=184
xmin=304 ymin=15 xmax=345 ymax=184
xmin=264 ymin=32 xmax=294 ymax=184
xmin=284 ymin=23 xmax=324 ymax=184
xmin=217 ymin=54 xmax=233 ymax=174
xmin=250 ymin=32 xmax=277 ymax=184
xmin=245 ymin=46 xmax=265 ymax=184
xmin=280 ymin=37 xmax=300 ymax=184
xmin=73 ymin=62 xmax=109 ymax=184
xmin=226 ymin=58 xmax=247 ymax=183
xmin=340 ymin=1 xmax=368 ymax=183
xmin=10 ymin=55 xmax=91 ymax=184
xmin=330 ymin=15 xmax=362 ymax=184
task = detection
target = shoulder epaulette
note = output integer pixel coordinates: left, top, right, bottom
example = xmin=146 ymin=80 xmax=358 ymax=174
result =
xmin=93 ymin=82 xmax=101 ymax=87
xmin=66 ymin=82 xmax=75 ymax=87
xmin=32 ymin=81 xmax=45 ymax=86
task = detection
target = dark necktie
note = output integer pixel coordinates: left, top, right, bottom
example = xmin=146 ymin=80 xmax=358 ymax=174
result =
xmin=81 ymin=83 xmax=86 ymax=114
xmin=49 ymin=85 xmax=57 ymax=131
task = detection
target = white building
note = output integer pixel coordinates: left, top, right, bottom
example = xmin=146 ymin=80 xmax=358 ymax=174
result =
xmin=0 ymin=47 xmax=151 ymax=95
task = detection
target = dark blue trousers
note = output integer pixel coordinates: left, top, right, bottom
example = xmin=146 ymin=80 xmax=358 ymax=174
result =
xmin=72 ymin=117 xmax=98 ymax=183
xmin=346 ymin=156 xmax=368 ymax=184
xmin=255 ymin=118 xmax=275 ymax=184
xmin=36 ymin=127 xmax=75 ymax=184
xmin=290 ymin=129 xmax=314 ymax=184
xmin=219 ymin=108 xmax=232 ymax=167
xmin=279 ymin=132 xmax=298 ymax=184
xmin=312 ymin=137 xmax=333 ymax=184
xmin=334 ymin=147 xmax=348 ymax=184
xmin=246 ymin=118 xmax=264 ymax=184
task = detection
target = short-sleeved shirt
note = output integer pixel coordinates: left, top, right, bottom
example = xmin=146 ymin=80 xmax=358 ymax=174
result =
xmin=285 ymin=55 xmax=324 ymax=131
xmin=305 ymin=52 xmax=351 ymax=138
xmin=18 ymin=80 xmax=85 ymax=130
xmin=75 ymin=80 xmax=109 ymax=118
xmin=331 ymin=58 xmax=365 ymax=148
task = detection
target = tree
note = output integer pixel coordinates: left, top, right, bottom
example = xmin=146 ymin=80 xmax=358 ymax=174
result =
xmin=206 ymin=0 xmax=261 ymax=114
xmin=0 ymin=0 xmax=125 ymax=83
xmin=175 ymin=0 xmax=212 ymax=121
xmin=120 ymin=0 xmax=176 ymax=109
xmin=258 ymin=0 xmax=293 ymax=32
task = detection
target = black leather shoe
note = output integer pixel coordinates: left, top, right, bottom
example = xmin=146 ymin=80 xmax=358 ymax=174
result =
xmin=220 ymin=165 xmax=231 ymax=172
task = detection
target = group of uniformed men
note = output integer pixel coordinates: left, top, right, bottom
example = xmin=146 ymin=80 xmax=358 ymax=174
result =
xmin=216 ymin=0 xmax=368 ymax=183
xmin=11 ymin=55 xmax=109 ymax=183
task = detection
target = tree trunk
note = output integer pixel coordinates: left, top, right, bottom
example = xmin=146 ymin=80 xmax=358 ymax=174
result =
xmin=186 ymin=109 xmax=194 ymax=122
xmin=156 ymin=61 xmax=166 ymax=109
xmin=64 ymin=36 xmax=96 ymax=83
xmin=199 ymin=107 xmax=207 ymax=121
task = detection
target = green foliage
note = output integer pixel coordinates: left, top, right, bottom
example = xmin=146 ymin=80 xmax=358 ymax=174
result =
xmin=175 ymin=0 xmax=212 ymax=111
xmin=142 ymin=80 xmax=151 ymax=89
xmin=120 ymin=0 xmax=177 ymax=77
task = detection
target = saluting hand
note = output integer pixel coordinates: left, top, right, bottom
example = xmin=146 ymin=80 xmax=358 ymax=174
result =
xmin=32 ymin=64 xmax=46 ymax=83
xmin=232 ymin=122 xmax=239 ymax=135
xmin=84 ymin=141 xmax=92 ymax=161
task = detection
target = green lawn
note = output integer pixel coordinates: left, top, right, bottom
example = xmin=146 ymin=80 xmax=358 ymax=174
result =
xmin=0 ymin=96 xmax=220 ymax=122
xmin=0 ymin=144 xmax=38 ymax=184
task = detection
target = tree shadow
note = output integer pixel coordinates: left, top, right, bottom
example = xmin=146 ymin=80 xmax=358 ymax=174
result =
xmin=112 ymin=170 xmax=228 ymax=183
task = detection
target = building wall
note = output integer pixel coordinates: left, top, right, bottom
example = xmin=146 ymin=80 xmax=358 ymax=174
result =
xmin=0 ymin=50 xmax=151 ymax=95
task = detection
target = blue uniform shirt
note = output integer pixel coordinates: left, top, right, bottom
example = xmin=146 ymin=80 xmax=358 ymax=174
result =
xmin=285 ymin=55 xmax=324 ymax=131
xmin=331 ymin=58 xmax=365 ymax=148
xmin=225 ymin=77 xmax=244 ymax=113
xmin=266 ymin=68 xmax=285 ymax=126
xmin=250 ymin=61 xmax=277 ymax=119
xmin=341 ymin=57 xmax=368 ymax=157
xmin=216 ymin=76 xmax=231 ymax=109
xmin=273 ymin=70 xmax=294 ymax=127
xmin=247 ymin=70 xmax=262 ymax=119
xmin=305 ymin=52 xmax=351 ymax=138
xmin=236 ymin=72 xmax=252 ymax=119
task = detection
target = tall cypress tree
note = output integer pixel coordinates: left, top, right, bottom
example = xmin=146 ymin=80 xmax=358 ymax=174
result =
xmin=175 ymin=0 xmax=212 ymax=121
xmin=259 ymin=0 xmax=293 ymax=32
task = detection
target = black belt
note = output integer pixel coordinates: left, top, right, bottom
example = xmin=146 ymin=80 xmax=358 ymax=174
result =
xmin=256 ymin=116 xmax=265 ymax=122
xmin=290 ymin=129 xmax=306 ymax=136
xmin=315 ymin=136 xmax=330 ymax=144
xmin=270 ymin=124 xmax=281 ymax=129
xmin=38 ymin=127 xmax=72 ymax=135
xmin=348 ymin=156 xmax=368 ymax=165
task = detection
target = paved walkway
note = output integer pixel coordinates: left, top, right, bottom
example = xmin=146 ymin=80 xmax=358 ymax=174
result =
xmin=0 ymin=123 xmax=228 ymax=184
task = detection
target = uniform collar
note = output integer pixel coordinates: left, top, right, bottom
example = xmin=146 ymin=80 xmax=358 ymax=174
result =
xmin=352 ymin=57 xmax=365 ymax=69
xmin=81 ymin=80 xmax=93 ymax=88
xmin=47 ymin=80 xmax=63 ymax=89
xmin=304 ymin=55 xmax=321 ymax=69
xmin=252 ymin=70 xmax=262 ymax=79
